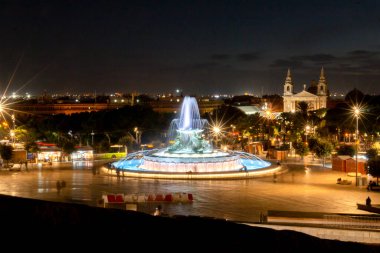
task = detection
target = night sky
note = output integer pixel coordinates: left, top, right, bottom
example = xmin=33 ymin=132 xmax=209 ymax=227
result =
xmin=1 ymin=0 xmax=380 ymax=96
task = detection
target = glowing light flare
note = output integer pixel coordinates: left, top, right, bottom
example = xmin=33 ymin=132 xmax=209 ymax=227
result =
xmin=354 ymin=107 xmax=360 ymax=117
xmin=350 ymin=104 xmax=365 ymax=121
xmin=0 ymin=52 xmax=45 ymax=127
xmin=208 ymin=117 xmax=228 ymax=140
xmin=213 ymin=126 xmax=221 ymax=134
xmin=0 ymin=99 xmax=22 ymax=129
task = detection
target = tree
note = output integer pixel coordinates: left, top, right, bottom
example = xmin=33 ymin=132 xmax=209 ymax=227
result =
xmin=314 ymin=140 xmax=333 ymax=167
xmin=308 ymin=137 xmax=318 ymax=160
xmin=308 ymin=108 xmax=327 ymax=137
xmin=99 ymin=140 xmax=110 ymax=153
xmin=366 ymin=148 xmax=378 ymax=161
xmin=14 ymin=126 xmax=38 ymax=143
xmin=293 ymin=141 xmax=309 ymax=160
xmin=0 ymin=144 xmax=13 ymax=168
xmin=61 ymin=141 xmax=77 ymax=160
xmin=24 ymin=141 xmax=40 ymax=153
xmin=345 ymin=88 xmax=365 ymax=105
xmin=367 ymin=158 xmax=380 ymax=184
xmin=118 ymin=134 xmax=136 ymax=153
xmin=207 ymin=105 xmax=246 ymax=127
xmin=296 ymin=101 xmax=309 ymax=120
xmin=337 ymin=145 xmax=355 ymax=157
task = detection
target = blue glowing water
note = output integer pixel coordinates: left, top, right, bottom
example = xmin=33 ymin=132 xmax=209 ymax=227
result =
xmin=112 ymin=150 xmax=271 ymax=172
xmin=111 ymin=96 xmax=271 ymax=174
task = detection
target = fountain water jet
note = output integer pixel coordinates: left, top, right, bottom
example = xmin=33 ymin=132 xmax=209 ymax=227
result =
xmin=167 ymin=96 xmax=211 ymax=154
xmin=110 ymin=96 xmax=273 ymax=178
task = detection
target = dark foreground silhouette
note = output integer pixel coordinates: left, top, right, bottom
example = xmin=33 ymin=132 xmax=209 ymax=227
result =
xmin=0 ymin=194 xmax=378 ymax=252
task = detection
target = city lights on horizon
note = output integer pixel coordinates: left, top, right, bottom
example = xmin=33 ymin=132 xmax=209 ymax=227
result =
xmin=0 ymin=87 xmax=372 ymax=100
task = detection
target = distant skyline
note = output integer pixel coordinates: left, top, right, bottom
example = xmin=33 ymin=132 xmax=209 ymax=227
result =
xmin=1 ymin=0 xmax=380 ymax=95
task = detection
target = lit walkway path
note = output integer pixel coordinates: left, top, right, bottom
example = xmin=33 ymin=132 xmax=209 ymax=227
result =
xmin=0 ymin=157 xmax=377 ymax=223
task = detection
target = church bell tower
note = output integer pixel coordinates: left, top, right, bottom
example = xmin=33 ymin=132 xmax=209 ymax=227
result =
xmin=317 ymin=67 xmax=327 ymax=96
xmin=283 ymin=68 xmax=294 ymax=96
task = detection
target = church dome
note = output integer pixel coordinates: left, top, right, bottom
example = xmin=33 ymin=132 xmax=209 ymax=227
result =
xmin=345 ymin=88 xmax=364 ymax=104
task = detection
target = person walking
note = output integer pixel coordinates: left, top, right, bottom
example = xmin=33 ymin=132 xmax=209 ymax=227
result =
xmin=56 ymin=180 xmax=61 ymax=194
xmin=273 ymin=173 xmax=277 ymax=183
xmin=367 ymin=181 xmax=372 ymax=191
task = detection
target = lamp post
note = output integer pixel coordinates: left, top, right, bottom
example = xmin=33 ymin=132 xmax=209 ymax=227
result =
xmin=134 ymin=127 xmax=141 ymax=145
xmin=213 ymin=126 xmax=221 ymax=148
xmin=354 ymin=106 xmax=360 ymax=187
xmin=10 ymin=130 xmax=15 ymax=146
xmin=11 ymin=114 xmax=15 ymax=146
xmin=91 ymin=130 xmax=95 ymax=146
xmin=11 ymin=114 xmax=15 ymax=129
xmin=305 ymin=125 xmax=310 ymax=142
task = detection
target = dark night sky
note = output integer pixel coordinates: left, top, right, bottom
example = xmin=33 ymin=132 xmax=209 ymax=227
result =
xmin=1 ymin=0 xmax=380 ymax=95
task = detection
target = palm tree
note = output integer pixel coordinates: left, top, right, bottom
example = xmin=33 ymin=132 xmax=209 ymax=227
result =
xmin=0 ymin=144 xmax=13 ymax=168
xmin=296 ymin=101 xmax=309 ymax=120
xmin=61 ymin=141 xmax=77 ymax=161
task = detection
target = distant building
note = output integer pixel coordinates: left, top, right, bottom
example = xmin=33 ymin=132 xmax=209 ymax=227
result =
xmin=36 ymin=142 xmax=62 ymax=162
xmin=234 ymin=105 xmax=281 ymax=119
xmin=71 ymin=146 xmax=94 ymax=161
xmin=283 ymin=67 xmax=328 ymax=112
xmin=146 ymin=97 xmax=223 ymax=114
xmin=10 ymin=95 xmax=223 ymax=115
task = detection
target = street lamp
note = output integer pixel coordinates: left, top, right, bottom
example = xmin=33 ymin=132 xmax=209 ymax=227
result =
xmin=11 ymin=114 xmax=15 ymax=130
xmin=10 ymin=130 xmax=15 ymax=146
xmin=91 ymin=130 xmax=95 ymax=146
xmin=134 ymin=127 xmax=141 ymax=145
xmin=212 ymin=126 xmax=221 ymax=148
xmin=354 ymin=106 xmax=360 ymax=187
xmin=305 ymin=125 xmax=310 ymax=142
xmin=265 ymin=110 xmax=271 ymax=119
xmin=10 ymin=114 xmax=16 ymax=146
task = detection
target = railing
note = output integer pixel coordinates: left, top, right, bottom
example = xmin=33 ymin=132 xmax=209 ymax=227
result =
xmin=323 ymin=214 xmax=380 ymax=229
xmin=266 ymin=210 xmax=380 ymax=230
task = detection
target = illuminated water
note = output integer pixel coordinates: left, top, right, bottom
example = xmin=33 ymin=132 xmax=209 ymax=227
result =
xmin=112 ymin=96 xmax=271 ymax=174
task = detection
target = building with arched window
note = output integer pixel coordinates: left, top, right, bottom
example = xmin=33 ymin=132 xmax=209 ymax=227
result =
xmin=283 ymin=67 xmax=328 ymax=112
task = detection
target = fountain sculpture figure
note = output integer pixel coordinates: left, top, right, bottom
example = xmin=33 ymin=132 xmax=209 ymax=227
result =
xmin=111 ymin=96 xmax=271 ymax=176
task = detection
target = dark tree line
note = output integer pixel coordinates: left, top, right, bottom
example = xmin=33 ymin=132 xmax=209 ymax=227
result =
xmin=17 ymin=105 xmax=173 ymax=152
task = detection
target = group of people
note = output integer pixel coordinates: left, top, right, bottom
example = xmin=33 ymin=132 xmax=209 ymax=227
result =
xmin=367 ymin=180 xmax=378 ymax=191
xmin=56 ymin=180 xmax=67 ymax=194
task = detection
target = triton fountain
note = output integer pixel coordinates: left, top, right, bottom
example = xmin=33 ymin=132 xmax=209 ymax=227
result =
xmin=107 ymin=96 xmax=277 ymax=179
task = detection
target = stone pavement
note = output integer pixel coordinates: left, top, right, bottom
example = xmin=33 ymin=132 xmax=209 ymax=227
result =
xmin=0 ymin=154 xmax=378 ymax=223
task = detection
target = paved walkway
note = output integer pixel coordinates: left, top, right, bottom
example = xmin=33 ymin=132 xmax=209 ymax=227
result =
xmin=0 ymin=155 xmax=378 ymax=222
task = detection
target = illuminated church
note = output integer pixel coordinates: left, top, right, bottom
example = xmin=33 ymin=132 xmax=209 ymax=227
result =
xmin=283 ymin=67 xmax=328 ymax=112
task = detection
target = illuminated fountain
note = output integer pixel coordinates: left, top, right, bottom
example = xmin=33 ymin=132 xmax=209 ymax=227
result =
xmin=109 ymin=96 xmax=275 ymax=179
